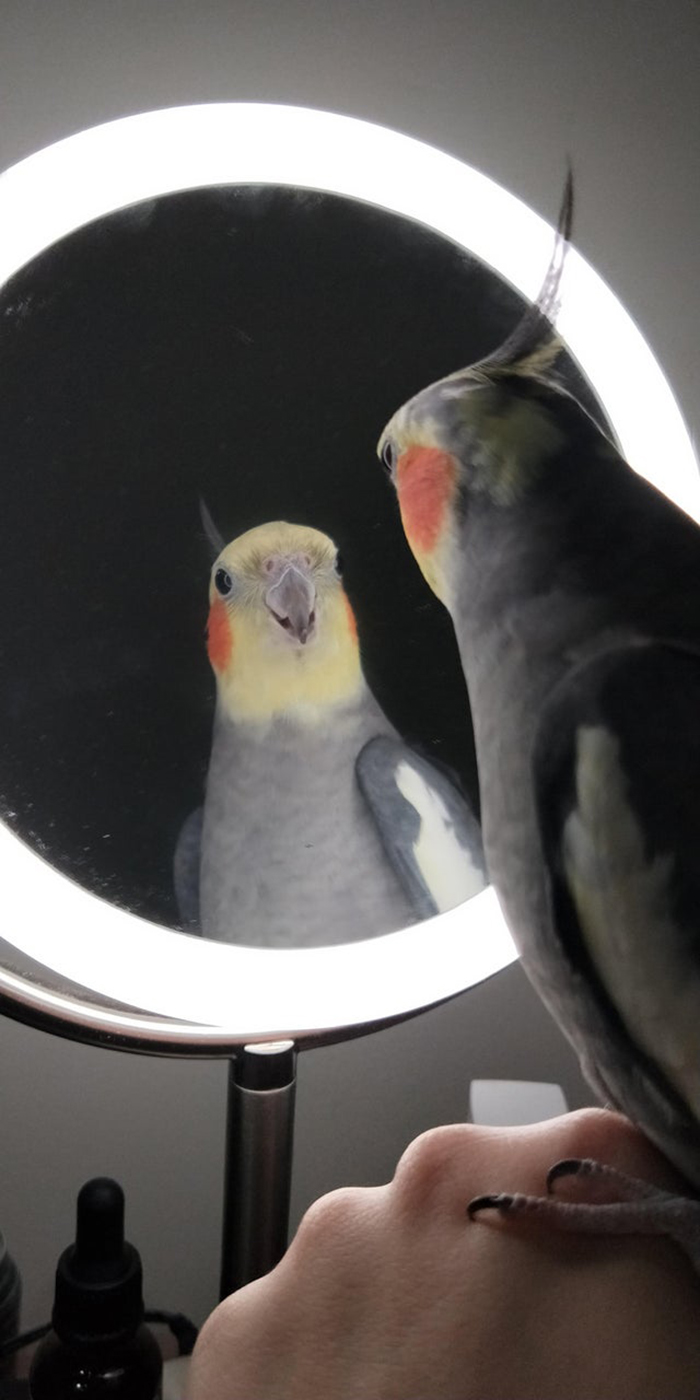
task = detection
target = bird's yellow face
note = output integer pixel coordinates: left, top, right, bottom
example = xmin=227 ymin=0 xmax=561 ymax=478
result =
xmin=206 ymin=521 xmax=363 ymax=724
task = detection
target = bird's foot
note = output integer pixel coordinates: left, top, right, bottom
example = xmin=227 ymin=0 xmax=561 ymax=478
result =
xmin=467 ymin=1158 xmax=700 ymax=1275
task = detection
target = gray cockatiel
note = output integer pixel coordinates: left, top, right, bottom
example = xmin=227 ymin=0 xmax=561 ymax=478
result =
xmin=175 ymin=519 xmax=485 ymax=948
xmin=377 ymin=177 xmax=700 ymax=1267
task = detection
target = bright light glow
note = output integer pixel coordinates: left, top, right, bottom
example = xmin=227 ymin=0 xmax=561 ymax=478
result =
xmin=0 ymin=818 xmax=514 ymax=1040
xmin=0 ymin=103 xmax=696 ymax=1043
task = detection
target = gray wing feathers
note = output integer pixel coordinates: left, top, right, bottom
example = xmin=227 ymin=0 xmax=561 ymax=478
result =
xmin=533 ymin=641 xmax=700 ymax=1187
xmin=356 ymin=735 xmax=487 ymax=922
xmin=173 ymin=806 xmax=203 ymax=934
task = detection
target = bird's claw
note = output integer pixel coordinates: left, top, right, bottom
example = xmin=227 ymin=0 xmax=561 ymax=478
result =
xmin=467 ymin=1158 xmax=700 ymax=1275
xmin=546 ymin=1157 xmax=587 ymax=1192
xmin=546 ymin=1157 xmax=675 ymax=1203
xmin=466 ymin=1192 xmax=515 ymax=1219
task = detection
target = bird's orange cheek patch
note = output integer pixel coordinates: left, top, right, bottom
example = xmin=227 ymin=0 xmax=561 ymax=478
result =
xmin=396 ymin=447 xmax=457 ymax=554
xmin=343 ymin=592 xmax=358 ymax=644
xmin=206 ymin=597 xmax=233 ymax=671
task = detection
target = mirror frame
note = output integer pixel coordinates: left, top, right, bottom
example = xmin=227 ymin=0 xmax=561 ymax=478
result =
xmin=0 ymin=103 xmax=696 ymax=1051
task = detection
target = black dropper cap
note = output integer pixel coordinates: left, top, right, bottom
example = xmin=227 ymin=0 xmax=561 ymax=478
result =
xmin=52 ymin=1178 xmax=145 ymax=1344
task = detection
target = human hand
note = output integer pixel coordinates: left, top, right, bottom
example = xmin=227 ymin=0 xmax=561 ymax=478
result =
xmin=190 ymin=1108 xmax=700 ymax=1400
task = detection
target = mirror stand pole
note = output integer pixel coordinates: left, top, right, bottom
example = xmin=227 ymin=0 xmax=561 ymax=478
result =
xmin=219 ymin=1040 xmax=297 ymax=1300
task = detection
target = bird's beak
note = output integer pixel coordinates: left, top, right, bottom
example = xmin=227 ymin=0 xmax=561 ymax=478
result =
xmin=265 ymin=564 xmax=317 ymax=645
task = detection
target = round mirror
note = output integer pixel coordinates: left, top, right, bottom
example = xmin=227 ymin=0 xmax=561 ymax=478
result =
xmin=0 ymin=104 xmax=695 ymax=1051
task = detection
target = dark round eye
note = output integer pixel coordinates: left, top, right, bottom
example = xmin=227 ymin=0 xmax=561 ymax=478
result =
xmin=214 ymin=567 xmax=233 ymax=597
xmin=381 ymin=439 xmax=397 ymax=475
xmin=334 ymin=552 xmax=344 ymax=577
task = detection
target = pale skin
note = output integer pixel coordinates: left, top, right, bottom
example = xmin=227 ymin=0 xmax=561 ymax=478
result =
xmin=190 ymin=1109 xmax=700 ymax=1400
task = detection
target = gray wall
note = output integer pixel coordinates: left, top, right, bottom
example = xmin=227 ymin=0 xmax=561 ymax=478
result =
xmin=0 ymin=0 xmax=697 ymax=1331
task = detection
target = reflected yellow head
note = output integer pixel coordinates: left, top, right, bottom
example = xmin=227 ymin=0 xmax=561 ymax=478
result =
xmin=206 ymin=521 xmax=363 ymax=724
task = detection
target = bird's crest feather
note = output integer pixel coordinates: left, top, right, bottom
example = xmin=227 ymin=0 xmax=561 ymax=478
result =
xmin=200 ymin=498 xmax=226 ymax=558
xmin=473 ymin=167 xmax=573 ymax=384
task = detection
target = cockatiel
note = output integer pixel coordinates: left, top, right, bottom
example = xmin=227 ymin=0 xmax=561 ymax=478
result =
xmin=174 ymin=519 xmax=485 ymax=948
xmin=377 ymin=176 xmax=700 ymax=1268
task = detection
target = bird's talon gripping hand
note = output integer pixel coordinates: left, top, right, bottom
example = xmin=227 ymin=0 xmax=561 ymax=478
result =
xmin=467 ymin=1192 xmax=517 ymax=1219
xmin=546 ymin=1157 xmax=661 ymax=1200
xmin=546 ymin=1157 xmax=589 ymax=1191
xmin=467 ymin=1162 xmax=700 ymax=1275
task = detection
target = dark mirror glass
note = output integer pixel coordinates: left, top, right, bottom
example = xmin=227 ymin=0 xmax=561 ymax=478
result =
xmin=0 ymin=185 xmax=604 ymax=955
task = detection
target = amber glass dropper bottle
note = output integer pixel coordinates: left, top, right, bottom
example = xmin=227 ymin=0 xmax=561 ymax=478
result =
xmin=29 ymin=1177 xmax=162 ymax=1398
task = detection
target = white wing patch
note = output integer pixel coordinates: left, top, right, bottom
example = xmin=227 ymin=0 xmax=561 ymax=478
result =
xmin=563 ymin=725 xmax=700 ymax=1115
xmin=394 ymin=760 xmax=485 ymax=913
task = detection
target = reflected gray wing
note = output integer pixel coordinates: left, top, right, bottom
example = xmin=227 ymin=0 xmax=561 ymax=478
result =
xmin=356 ymin=735 xmax=487 ymax=922
xmin=173 ymin=807 xmax=203 ymax=934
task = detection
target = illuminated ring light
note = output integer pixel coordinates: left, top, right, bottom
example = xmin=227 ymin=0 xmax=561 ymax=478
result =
xmin=0 ymin=103 xmax=696 ymax=1050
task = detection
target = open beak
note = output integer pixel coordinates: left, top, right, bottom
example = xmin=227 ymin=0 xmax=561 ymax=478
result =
xmin=265 ymin=564 xmax=316 ymax=645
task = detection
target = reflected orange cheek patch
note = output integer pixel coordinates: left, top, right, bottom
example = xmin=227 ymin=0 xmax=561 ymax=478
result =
xmin=206 ymin=597 xmax=233 ymax=671
xmin=396 ymin=447 xmax=457 ymax=553
xmin=343 ymin=592 xmax=358 ymax=644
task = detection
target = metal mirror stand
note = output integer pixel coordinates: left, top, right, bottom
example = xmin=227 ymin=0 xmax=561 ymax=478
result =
xmin=221 ymin=1041 xmax=297 ymax=1298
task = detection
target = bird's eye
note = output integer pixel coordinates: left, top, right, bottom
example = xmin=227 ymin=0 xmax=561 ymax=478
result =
xmin=334 ymin=552 xmax=344 ymax=577
xmin=214 ymin=567 xmax=233 ymax=597
xmin=381 ymin=439 xmax=397 ymax=475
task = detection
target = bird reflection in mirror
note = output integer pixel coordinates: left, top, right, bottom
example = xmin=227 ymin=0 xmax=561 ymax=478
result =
xmin=174 ymin=517 xmax=486 ymax=947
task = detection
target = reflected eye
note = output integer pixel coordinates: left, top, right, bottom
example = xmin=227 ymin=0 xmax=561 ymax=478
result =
xmin=334 ymin=552 xmax=344 ymax=577
xmin=214 ymin=567 xmax=233 ymax=597
xmin=381 ymin=439 xmax=397 ymax=475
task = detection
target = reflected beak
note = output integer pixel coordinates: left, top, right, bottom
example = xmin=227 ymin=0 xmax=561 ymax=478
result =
xmin=265 ymin=565 xmax=317 ymax=645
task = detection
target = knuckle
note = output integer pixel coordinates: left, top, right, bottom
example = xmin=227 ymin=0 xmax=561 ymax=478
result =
xmin=284 ymin=1185 xmax=388 ymax=1296
xmin=191 ymin=1293 xmax=244 ymax=1371
xmin=391 ymin=1124 xmax=471 ymax=1213
xmin=291 ymin=1185 xmax=373 ymax=1254
xmin=554 ymin=1105 xmax=639 ymax=1161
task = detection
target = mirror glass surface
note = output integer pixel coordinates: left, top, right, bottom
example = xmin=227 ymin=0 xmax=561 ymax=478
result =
xmin=0 ymin=105 xmax=695 ymax=1049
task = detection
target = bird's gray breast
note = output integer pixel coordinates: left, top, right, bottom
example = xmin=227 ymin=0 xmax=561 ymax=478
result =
xmin=457 ymin=586 xmax=631 ymax=1067
xmin=463 ymin=610 xmax=557 ymax=952
xmin=199 ymin=703 xmax=415 ymax=947
xmin=459 ymin=587 xmax=700 ymax=1188
xmin=460 ymin=590 xmax=592 ymax=920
